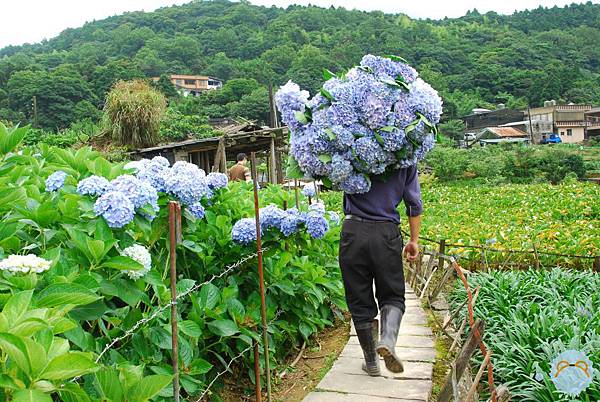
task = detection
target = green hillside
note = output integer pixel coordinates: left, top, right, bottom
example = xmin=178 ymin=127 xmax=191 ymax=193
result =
xmin=1 ymin=0 xmax=599 ymax=129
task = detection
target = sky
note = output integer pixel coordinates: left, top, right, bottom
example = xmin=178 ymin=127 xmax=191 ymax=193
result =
xmin=0 ymin=0 xmax=597 ymax=49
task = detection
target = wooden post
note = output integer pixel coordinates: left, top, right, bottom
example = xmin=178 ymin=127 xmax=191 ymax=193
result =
xmin=438 ymin=239 xmax=446 ymax=272
xmin=430 ymin=258 xmax=454 ymax=302
xmin=269 ymin=137 xmax=277 ymax=184
xmin=437 ymin=319 xmax=485 ymax=402
xmin=253 ymin=332 xmax=262 ymax=402
xmin=220 ymin=142 xmax=227 ymax=174
xmin=465 ymin=350 xmax=492 ymax=402
xmin=593 ymin=256 xmax=599 ymax=272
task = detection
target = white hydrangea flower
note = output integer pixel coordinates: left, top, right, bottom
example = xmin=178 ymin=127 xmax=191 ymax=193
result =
xmin=0 ymin=254 xmax=52 ymax=274
xmin=121 ymin=244 xmax=152 ymax=280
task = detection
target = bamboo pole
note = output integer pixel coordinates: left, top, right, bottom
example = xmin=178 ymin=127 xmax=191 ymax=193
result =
xmin=250 ymin=152 xmax=272 ymax=402
xmin=168 ymin=202 xmax=180 ymax=402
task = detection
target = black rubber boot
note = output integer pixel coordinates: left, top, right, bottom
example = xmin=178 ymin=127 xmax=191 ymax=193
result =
xmin=355 ymin=319 xmax=380 ymax=376
xmin=377 ymin=305 xmax=404 ymax=373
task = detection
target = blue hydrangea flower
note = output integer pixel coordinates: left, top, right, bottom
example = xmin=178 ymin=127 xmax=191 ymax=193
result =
xmin=206 ymin=172 xmax=228 ymax=190
xmin=45 ymin=171 xmax=67 ymax=192
xmin=135 ymin=157 xmax=170 ymax=192
xmin=327 ymin=211 xmax=340 ymax=225
xmin=280 ymin=211 xmax=302 ymax=236
xmin=94 ymin=191 xmax=135 ymax=228
xmin=110 ymin=175 xmax=157 ymax=210
xmin=309 ymin=203 xmax=326 ymax=215
xmin=302 ymin=183 xmax=316 ymax=198
xmin=260 ymin=205 xmax=287 ymax=230
xmin=330 ymin=153 xmax=353 ymax=184
xmin=352 ymin=136 xmax=388 ymax=175
xmin=408 ymin=78 xmax=443 ymax=124
xmin=77 ymin=175 xmax=110 ymax=196
xmin=163 ymin=166 xmax=209 ymax=206
xmin=188 ymin=202 xmax=205 ymax=219
xmin=232 ymin=218 xmax=261 ymax=245
xmin=340 ymin=174 xmax=370 ymax=194
xmin=305 ymin=211 xmax=329 ymax=239
xmin=360 ymin=54 xmax=418 ymax=83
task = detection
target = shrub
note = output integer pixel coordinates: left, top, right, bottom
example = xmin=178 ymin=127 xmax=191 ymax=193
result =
xmin=103 ymin=80 xmax=166 ymax=148
xmin=159 ymin=108 xmax=215 ymax=142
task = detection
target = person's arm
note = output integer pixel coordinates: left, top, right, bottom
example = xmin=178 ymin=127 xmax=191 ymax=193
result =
xmin=244 ymin=167 xmax=252 ymax=183
xmin=402 ymin=165 xmax=423 ymax=262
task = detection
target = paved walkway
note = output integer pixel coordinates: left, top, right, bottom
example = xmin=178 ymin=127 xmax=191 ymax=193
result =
xmin=303 ymin=285 xmax=434 ymax=401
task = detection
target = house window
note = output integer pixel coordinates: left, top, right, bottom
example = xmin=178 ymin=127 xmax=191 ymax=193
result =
xmin=567 ymin=129 xmax=573 ymax=136
xmin=560 ymin=131 xmax=565 ymax=136
xmin=175 ymin=79 xmax=183 ymax=85
xmin=184 ymin=79 xmax=197 ymax=85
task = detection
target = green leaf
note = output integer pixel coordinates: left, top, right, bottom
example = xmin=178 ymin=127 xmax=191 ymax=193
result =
xmin=380 ymin=126 xmax=396 ymax=133
xmin=2 ymin=290 xmax=34 ymax=325
xmin=188 ymin=358 xmax=213 ymax=375
xmin=12 ymin=389 xmax=52 ymax=402
xmin=373 ymin=132 xmax=385 ymax=146
xmin=357 ymin=65 xmax=374 ymax=74
xmin=0 ymin=123 xmax=28 ymax=155
xmin=319 ymin=88 xmax=335 ymax=102
xmin=40 ymin=351 xmax=98 ymax=381
xmin=101 ymin=256 xmax=144 ymax=272
xmin=322 ymin=177 xmax=332 ymax=189
xmin=0 ymin=374 xmax=22 ymax=390
xmin=199 ymin=283 xmax=220 ymax=310
xmin=0 ymin=332 xmax=31 ymax=375
xmin=35 ymin=283 xmax=100 ymax=308
xmin=317 ymin=154 xmax=332 ymax=164
xmin=94 ymin=367 xmax=124 ymax=401
xmin=58 ymin=383 xmax=91 ymax=402
xmin=86 ymin=239 xmax=110 ymax=263
xmin=69 ymin=300 xmax=108 ymax=321
xmin=207 ymin=319 xmax=239 ymax=337
xmin=179 ymin=320 xmax=202 ymax=338
xmin=299 ymin=322 xmax=313 ymax=340
xmin=127 ymin=374 xmax=172 ymax=402
xmin=324 ymin=128 xmax=337 ymax=141
xmin=23 ymin=338 xmax=46 ymax=378
xmin=285 ymin=154 xmax=304 ymax=179
xmin=322 ymin=68 xmax=337 ymax=80
xmin=10 ymin=318 xmax=49 ymax=338
xmin=227 ymin=298 xmax=246 ymax=322
xmin=384 ymin=54 xmax=409 ymax=63
xmin=380 ymin=78 xmax=401 ymax=88
xmin=294 ymin=110 xmax=308 ymax=124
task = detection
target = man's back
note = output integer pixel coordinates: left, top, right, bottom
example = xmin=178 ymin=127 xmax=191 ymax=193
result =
xmin=229 ymin=163 xmax=249 ymax=181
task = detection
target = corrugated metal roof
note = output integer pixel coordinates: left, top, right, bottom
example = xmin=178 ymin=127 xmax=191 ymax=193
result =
xmin=485 ymin=127 xmax=528 ymax=138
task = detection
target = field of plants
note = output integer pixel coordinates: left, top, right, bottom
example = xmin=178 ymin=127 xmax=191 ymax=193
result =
xmin=449 ymin=269 xmax=600 ymax=401
xmin=417 ymin=180 xmax=599 ymax=264
xmin=0 ymin=123 xmax=344 ymax=401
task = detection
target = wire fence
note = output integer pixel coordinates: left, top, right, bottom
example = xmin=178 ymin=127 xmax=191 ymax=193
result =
xmin=401 ymin=229 xmax=599 ymax=271
xmin=405 ymin=244 xmax=513 ymax=402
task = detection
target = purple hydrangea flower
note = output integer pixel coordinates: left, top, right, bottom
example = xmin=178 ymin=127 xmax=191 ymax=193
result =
xmin=77 ymin=175 xmax=110 ymax=196
xmin=94 ymin=191 xmax=135 ymax=228
xmin=408 ymin=78 xmax=443 ymax=124
xmin=232 ymin=218 xmax=261 ymax=245
xmin=340 ymin=174 xmax=370 ymax=194
xmin=45 ymin=171 xmax=67 ymax=192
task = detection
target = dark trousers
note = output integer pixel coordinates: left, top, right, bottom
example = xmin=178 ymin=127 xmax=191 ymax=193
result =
xmin=339 ymin=219 xmax=406 ymax=327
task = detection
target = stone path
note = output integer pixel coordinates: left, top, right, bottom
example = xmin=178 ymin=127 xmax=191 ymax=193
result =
xmin=303 ymin=285 xmax=434 ymax=402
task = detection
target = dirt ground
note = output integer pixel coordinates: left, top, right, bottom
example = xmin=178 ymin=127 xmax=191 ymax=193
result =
xmin=218 ymin=314 xmax=350 ymax=402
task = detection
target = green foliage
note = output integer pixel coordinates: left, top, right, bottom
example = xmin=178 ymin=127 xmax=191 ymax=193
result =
xmin=103 ymin=80 xmax=166 ymax=149
xmin=152 ymin=75 xmax=179 ymax=100
xmin=2 ymin=1 xmax=600 ymax=128
xmin=159 ymin=109 xmax=215 ymax=142
xmin=425 ymin=145 xmax=587 ymax=184
xmin=0 ymin=125 xmax=343 ymax=399
xmin=449 ymin=269 xmax=600 ymax=401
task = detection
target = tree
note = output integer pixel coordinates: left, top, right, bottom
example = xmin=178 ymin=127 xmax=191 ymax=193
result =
xmin=103 ymin=80 xmax=166 ymax=148
xmin=153 ymin=75 xmax=180 ymax=99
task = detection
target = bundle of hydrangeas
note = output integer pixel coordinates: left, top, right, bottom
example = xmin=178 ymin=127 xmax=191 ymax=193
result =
xmin=275 ymin=54 xmax=443 ymax=194
xmin=74 ymin=156 xmax=228 ymax=228
xmin=231 ymin=203 xmax=339 ymax=245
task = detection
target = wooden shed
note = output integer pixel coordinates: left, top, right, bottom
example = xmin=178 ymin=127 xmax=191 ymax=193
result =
xmin=132 ymin=122 xmax=288 ymax=184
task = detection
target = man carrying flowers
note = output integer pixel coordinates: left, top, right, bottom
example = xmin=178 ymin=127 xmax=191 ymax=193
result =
xmin=340 ymin=169 xmax=421 ymax=376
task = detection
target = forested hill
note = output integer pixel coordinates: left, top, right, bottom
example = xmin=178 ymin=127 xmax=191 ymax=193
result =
xmin=1 ymin=0 xmax=600 ymax=130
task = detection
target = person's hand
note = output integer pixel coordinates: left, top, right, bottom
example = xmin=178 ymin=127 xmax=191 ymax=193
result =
xmin=403 ymin=240 xmax=419 ymax=262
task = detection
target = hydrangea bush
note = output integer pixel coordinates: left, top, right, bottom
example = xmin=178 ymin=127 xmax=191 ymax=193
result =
xmin=276 ymin=54 xmax=443 ymax=194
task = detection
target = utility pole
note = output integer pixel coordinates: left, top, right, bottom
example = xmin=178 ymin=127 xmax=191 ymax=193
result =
xmin=527 ymin=105 xmax=534 ymax=145
xmin=32 ymin=96 xmax=38 ymax=128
